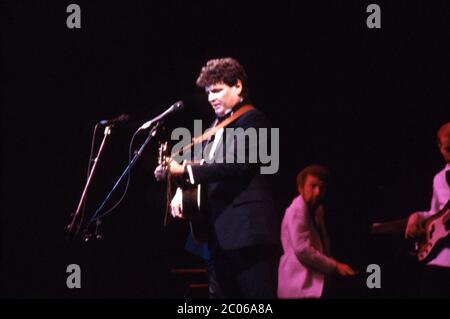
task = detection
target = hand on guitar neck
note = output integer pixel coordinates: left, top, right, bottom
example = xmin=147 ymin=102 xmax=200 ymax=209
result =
xmin=154 ymin=157 xmax=185 ymax=182
xmin=154 ymin=160 xmax=184 ymax=180
xmin=404 ymin=212 xmax=426 ymax=239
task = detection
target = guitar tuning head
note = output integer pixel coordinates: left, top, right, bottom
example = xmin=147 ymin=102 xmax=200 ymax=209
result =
xmin=158 ymin=141 xmax=169 ymax=167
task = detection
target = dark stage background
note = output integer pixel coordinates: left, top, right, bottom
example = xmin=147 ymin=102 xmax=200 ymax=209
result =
xmin=2 ymin=1 xmax=449 ymax=298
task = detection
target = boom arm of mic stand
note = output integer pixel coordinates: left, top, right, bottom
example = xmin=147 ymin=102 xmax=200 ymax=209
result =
xmin=84 ymin=121 xmax=162 ymax=237
xmin=67 ymin=125 xmax=112 ymax=239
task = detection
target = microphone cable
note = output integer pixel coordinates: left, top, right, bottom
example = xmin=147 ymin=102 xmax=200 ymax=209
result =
xmin=85 ymin=123 xmax=153 ymax=235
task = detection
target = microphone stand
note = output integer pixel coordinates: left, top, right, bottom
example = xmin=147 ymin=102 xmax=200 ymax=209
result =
xmin=83 ymin=121 xmax=162 ymax=240
xmin=67 ymin=125 xmax=112 ymax=239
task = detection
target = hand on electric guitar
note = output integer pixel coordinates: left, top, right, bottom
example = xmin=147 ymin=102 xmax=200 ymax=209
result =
xmin=372 ymin=200 xmax=450 ymax=263
xmin=404 ymin=212 xmax=426 ymax=239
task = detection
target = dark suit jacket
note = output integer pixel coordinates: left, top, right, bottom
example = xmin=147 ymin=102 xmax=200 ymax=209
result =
xmin=188 ymin=106 xmax=279 ymax=250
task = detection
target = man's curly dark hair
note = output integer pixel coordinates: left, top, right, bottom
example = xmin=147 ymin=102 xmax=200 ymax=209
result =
xmin=196 ymin=57 xmax=249 ymax=98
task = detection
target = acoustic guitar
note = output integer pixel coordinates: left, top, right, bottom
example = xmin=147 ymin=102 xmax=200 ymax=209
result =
xmin=158 ymin=141 xmax=209 ymax=243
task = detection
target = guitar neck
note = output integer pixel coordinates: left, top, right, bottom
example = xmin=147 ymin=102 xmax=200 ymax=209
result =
xmin=371 ymin=218 xmax=408 ymax=234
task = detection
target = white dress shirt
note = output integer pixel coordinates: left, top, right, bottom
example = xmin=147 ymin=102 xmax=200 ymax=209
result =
xmin=415 ymin=164 xmax=450 ymax=267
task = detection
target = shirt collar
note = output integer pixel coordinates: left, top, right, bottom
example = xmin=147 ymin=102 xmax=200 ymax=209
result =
xmin=216 ymin=99 xmax=249 ymax=122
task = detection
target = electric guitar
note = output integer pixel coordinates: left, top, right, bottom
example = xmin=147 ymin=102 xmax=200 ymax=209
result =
xmin=371 ymin=200 xmax=450 ymax=263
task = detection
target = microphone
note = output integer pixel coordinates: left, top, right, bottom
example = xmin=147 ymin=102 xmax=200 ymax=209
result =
xmin=99 ymin=114 xmax=129 ymax=125
xmin=139 ymin=100 xmax=184 ymax=130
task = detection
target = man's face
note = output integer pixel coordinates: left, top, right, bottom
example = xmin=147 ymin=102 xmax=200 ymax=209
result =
xmin=438 ymin=135 xmax=450 ymax=163
xmin=206 ymin=81 xmax=242 ymax=117
xmin=298 ymin=175 xmax=327 ymax=210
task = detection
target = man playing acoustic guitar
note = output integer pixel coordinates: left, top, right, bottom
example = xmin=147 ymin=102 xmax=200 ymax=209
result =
xmin=154 ymin=57 xmax=279 ymax=298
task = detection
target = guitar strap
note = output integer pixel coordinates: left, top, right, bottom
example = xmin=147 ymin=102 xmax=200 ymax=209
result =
xmin=181 ymin=104 xmax=255 ymax=153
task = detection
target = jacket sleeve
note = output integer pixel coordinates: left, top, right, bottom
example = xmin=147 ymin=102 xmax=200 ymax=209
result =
xmin=286 ymin=205 xmax=337 ymax=275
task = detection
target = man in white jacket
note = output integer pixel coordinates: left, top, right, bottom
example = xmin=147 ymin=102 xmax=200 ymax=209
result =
xmin=405 ymin=121 xmax=450 ymax=297
xmin=278 ymin=165 xmax=357 ymax=298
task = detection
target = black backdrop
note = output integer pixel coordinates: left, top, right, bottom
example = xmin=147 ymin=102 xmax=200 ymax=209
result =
xmin=2 ymin=0 xmax=449 ymax=298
